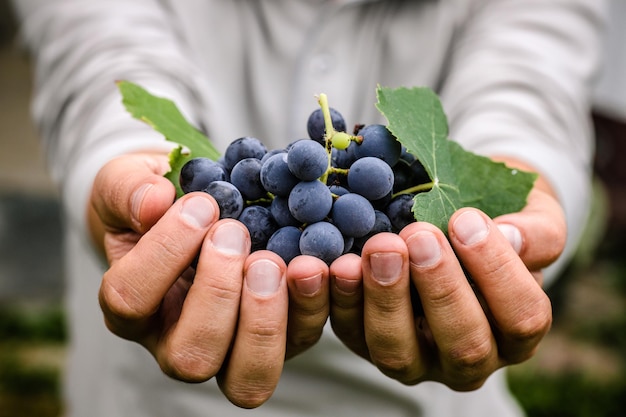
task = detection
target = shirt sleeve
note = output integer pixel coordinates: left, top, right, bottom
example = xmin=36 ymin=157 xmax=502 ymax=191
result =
xmin=12 ymin=0 xmax=211 ymax=237
xmin=440 ymin=0 xmax=607 ymax=284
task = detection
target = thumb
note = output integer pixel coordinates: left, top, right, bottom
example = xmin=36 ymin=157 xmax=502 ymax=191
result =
xmin=88 ymin=153 xmax=176 ymax=247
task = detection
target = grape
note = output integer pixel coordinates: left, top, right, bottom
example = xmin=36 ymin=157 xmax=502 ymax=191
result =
xmin=176 ymin=100 xmax=430 ymax=264
xmin=288 ymin=180 xmax=333 ymax=224
xmin=180 ymin=157 xmax=227 ymax=194
xmin=347 ymin=157 xmax=394 ymax=200
xmin=238 ymin=205 xmax=277 ymax=251
xmin=270 ymin=195 xmax=301 ymax=227
xmin=260 ymin=152 xmax=300 ymax=197
xmin=203 ymin=181 xmax=244 ymax=219
xmin=354 ymin=124 xmax=401 ymax=166
xmin=307 ymin=107 xmax=347 ymax=144
xmin=287 ymin=139 xmax=329 ymax=181
xmin=223 ymin=136 xmax=267 ymax=170
xmin=299 ymin=222 xmax=344 ymax=265
xmin=331 ymin=193 xmax=376 ymax=238
xmin=353 ymin=210 xmax=393 ymax=252
xmin=267 ymin=226 xmax=302 ymax=263
xmin=229 ymin=157 xmax=266 ymax=200
xmin=386 ymin=193 xmax=416 ymax=231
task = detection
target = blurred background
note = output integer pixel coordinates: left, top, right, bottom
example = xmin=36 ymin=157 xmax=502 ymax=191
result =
xmin=0 ymin=1 xmax=624 ymax=416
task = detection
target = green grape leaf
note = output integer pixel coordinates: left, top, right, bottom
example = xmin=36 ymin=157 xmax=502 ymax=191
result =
xmin=376 ymin=85 xmax=537 ymax=232
xmin=117 ymin=80 xmax=221 ymax=197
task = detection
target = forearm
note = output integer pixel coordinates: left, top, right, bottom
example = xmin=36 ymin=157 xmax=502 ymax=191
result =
xmin=13 ymin=0 xmax=208 ymax=235
xmin=441 ymin=0 xmax=607 ymax=283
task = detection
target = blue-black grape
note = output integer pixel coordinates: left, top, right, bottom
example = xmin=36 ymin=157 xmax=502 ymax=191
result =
xmin=223 ymin=136 xmax=267 ymax=171
xmin=287 ymin=139 xmax=328 ymax=181
xmin=176 ymin=102 xmax=427 ymax=266
xmin=203 ymin=180 xmax=244 ymax=219
xmin=230 ymin=157 xmax=266 ymax=201
xmin=238 ymin=205 xmax=278 ymax=251
xmin=307 ymin=107 xmax=346 ymax=144
xmin=270 ymin=195 xmax=301 ymax=227
xmin=331 ymin=193 xmax=375 ymax=238
xmin=354 ymin=124 xmax=401 ymax=166
xmin=180 ymin=157 xmax=227 ymax=194
xmin=347 ymin=156 xmax=394 ymax=200
xmin=267 ymin=226 xmax=302 ymax=263
xmin=386 ymin=193 xmax=416 ymax=231
xmin=260 ymin=152 xmax=299 ymax=197
xmin=288 ymin=180 xmax=333 ymax=224
xmin=299 ymin=221 xmax=344 ymax=265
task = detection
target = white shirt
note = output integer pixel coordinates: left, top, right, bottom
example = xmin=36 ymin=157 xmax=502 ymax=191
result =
xmin=14 ymin=1 xmax=606 ymax=416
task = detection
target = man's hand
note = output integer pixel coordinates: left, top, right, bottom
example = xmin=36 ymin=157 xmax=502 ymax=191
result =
xmin=329 ymin=166 xmax=563 ymax=390
xmin=88 ymin=153 xmax=329 ymax=408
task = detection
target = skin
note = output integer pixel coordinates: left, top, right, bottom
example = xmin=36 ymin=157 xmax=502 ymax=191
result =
xmin=89 ymin=152 xmax=564 ymax=407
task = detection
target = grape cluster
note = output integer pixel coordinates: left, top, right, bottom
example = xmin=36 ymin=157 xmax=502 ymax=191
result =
xmin=179 ymin=103 xmax=431 ymax=265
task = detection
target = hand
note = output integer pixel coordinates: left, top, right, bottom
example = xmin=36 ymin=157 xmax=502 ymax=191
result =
xmin=88 ymin=153 xmax=329 ymax=408
xmin=329 ymin=168 xmax=563 ymax=391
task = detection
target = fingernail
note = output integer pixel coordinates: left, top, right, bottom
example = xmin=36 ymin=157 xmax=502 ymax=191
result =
xmin=295 ymin=273 xmax=322 ymax=296
xmin=369 ymin=252 xmax=403 ymax=284
xmin=407 ymin=231 xmax=441 ymax=267
xmin=211 ymin=221 xmax=249 ymax=255
xmin=497 ymin=223 xmax=523 ymax=254
xmin=333 ymin=276 xmax=361 ymax=295
xmin=181 ymin=196 xmax=216 ymax=228
xmin=246 ymin=259 xmax=282 ymax=296
xmin=131 ymin=183 xmax=153 ymax=226
xmin=453 ymin=210 xmax=489 ymax=245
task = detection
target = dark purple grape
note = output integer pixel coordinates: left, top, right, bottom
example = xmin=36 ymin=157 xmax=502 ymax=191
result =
xmin=238 ymin=205 xmax=278 ymax=251
xmin=223 ymin=136 xmax=267 ymax=171
xmin=230 ymin=158 xmax=266 ymax=200
xmin=307 ymin=107 xmax=346 ymax=144
xmin=386 ymin=193 xmax=416 ymax=231
xmin=331 ymin=193 xmax=376 ymax=238
xmin=267 ymin=226 xmax=302 ymax=263
xmin=288 ymin=180 xmax=333 ymax=224
xmin=202 ymin=180 xmax=244 ymax=219
xmin=354 ymin=124 xmax=401 ymax=166
xmin=287 ymin=139 xmax=329 ymax=181
xmin=179 ymin=157 xmax=227 ymax=194
xmin=299 ymin=221 xmax=344 ymax=265
xmin=347 ymin=157 xmax=394 ymax=201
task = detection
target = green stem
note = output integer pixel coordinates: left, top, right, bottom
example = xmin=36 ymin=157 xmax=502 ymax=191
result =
xmin=318 ymin=93 xmax=334 ymax=184
xmin=392 ymin=181 xmax=434 ymax=198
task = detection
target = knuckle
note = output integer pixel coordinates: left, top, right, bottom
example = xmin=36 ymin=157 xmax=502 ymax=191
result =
xmin=248 ymin=319 xmax=284 ymax=345
xmin=372 ymin=350 xmax=419 ymax=383
xmin=161 ymin=343 xmax=220 ymax=383
xmin=507 ymin=298 xmax=553 ymax=342
xmin=99 ymin=275 xmax=151 ymax=321
xmin=447 ymin=338 xmax=493 ymax=373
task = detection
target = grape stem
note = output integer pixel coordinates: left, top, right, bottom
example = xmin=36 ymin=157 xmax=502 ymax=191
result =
xmin=392 ymin=181 xmax=434 ymax=198
xmin=318 ymin=93 xmax=335 ymax=184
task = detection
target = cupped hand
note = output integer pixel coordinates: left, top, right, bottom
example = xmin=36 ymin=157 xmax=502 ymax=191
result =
xmin=88 ymin=153 xmax=329 ymax=408
xmin=329 ymin=182 xmax=563 ymax=391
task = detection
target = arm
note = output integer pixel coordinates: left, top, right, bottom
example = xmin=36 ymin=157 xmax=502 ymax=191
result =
xmin=329 ymin=0 xmax=606 ymax=389
xmin=14 ymin=1 xmax=328 ymax=407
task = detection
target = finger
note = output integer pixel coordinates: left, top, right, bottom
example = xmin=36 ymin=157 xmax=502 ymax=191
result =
xmin=399 ymin=222 xmax=498 ymax=390
xmin=99 ymin=193 xmax=219 ymax=341
xmin=494 ymin=188 xmax=566 ymax=272
xmin=360 ymin=233 xmax=424 ymax=385
xmin=218 ymin=251 xmax=288 ymax=409
xmin=155 ymin=220 xmax=251 ymax=382
xmin=449 ymin=208 xmax=552 ymax=364
xmin=90 ymin=153 xmax=174 ymax=236
xmin=329 ymin=253 xmax=367 ymax=359
xmin=285 ymin=255 xmax=329 ymax=358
